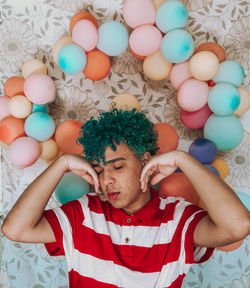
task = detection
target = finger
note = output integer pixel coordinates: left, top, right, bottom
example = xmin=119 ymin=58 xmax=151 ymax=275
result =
xmin=88 ymin=170 xmax=101 ymax=194
xmin=151 ymin=174 xmax=166 ymax=185
xmin=141 ymin=168 xmax=155 ymax=192
xmin=140 ymin=162 xmax=157 ymax=183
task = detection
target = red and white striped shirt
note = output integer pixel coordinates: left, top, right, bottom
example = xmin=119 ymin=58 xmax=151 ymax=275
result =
xmin=44 ymin=189 xmax=214 ymax=288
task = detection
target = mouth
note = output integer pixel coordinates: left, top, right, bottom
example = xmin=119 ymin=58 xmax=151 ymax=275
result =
xmin=107 ymin=192 xmax=120 ymax=200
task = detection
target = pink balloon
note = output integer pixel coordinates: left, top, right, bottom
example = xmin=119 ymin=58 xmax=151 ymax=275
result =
xmin=170 ymin=61 xmax=192 ymax=89
xmin=181 ymin=104 xmax=212 ymax=129
xmin=24 ymin=74 xmax=56 ymax=105
xmin=123 ymin=0 xmax=156 ymax=29
xmin=129 ymin=24 xmax=162 ymax=56
xmin=0 ymin=96 xmax=10 ymax=121
xmin=72 ymin=19 xmax=98 ymax=52
xmin=8 ymin=136 xmax=41 ymax=167
xmin=177 ymin=79 xmax=209 ymax=112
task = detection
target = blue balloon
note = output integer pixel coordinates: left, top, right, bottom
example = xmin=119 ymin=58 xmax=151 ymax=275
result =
xmin=97 ymin=21 xmax=128 ymax=56
xmin=213 ymin=60 xmax=245 ymax=87
xmin=32 ymin=104 xmax=49 ymax=114
xmin=161 ymin=29 xmax=194 ymax=63
xmin=188 ymin=138 xmax=217 ymax=164
xmin=58 ymin=44 xmax=87 ymax=74
xmin=156 ymin=0 xmax=188 ymax=33
xmin=204 ymin=164 xmax=220 ymax=177
xmin=236 ymin=192 xmax=250 ymax=211
xmin=55 ymin=172 xmax=90 ymax=204
xmin=204 ymin=114 xmax=243 ymax=151
xmin=25 ymin=112 xmax=55 ymax=141
xmin=208 ymin=83 xmax=240 ymax=116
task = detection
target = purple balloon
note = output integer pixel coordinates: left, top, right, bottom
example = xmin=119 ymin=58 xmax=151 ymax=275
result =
xmin=204 ymin=164 xmax=220 ymax=177
xmin=188 ymin=138 xmax=217 ymax=164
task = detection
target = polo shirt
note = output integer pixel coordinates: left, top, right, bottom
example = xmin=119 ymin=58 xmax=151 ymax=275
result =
xmin=44 ymin=189 xmax=214 ymax=288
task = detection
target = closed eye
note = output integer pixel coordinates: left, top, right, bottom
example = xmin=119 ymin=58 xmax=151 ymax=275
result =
xmin=114 ymin=166 xmax=123 ymax=170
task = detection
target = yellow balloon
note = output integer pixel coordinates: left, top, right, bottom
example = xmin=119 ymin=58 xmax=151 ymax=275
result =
xmin=110 ymin=94 xmax=140 ymax=111
xmin=8 ymin=95 xmax=32 ymax=119
xmin=189 ymin=51 xmax=219 ymax=81
xmin=152 ymin=0 xmax=168 ymax=10
xmin=234 ymin=87 xmax=250 ymax=117
xmin=22 ymin=58 xmax=47 ymax=79
xmin=211 ymin=158 xmax=229 ymax=179
xmin=52 ymin=36 xmax=73 ymax=65
xmin=40 ymin=139 xmax=59 ymax=160
xmin=45 ymin=149 xmax=64 ymax=165
xmin=143 ymin=50 xmax=172 ymax=81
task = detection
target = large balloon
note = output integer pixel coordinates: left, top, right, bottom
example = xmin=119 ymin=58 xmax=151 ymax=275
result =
xmin=22 ymin=59 xmax=47 ymax=79
xmin=169 ymin=61 xmax=192 ymax=89
xmin=110 ymin=94 xmax=140 ymax=111
xmin=70 ymin=11 xmax=98 ymax=33
xmin=154 ymin=123 xmax=179 ymax=153
xmin=188 ymin=138 xmax=217 ymax=164
xmin=0 ymin=96 xmax=11 ymax=121
xmin=4 ymin=76 xmax=25 ymax=98
xmin=0 ymin=116 xmax=25 ymax=145
xmin=194 ymin=42 xmax=226 ymax=63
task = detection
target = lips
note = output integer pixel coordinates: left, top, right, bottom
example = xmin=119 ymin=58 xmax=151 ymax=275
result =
xmin=107 ymin=192 xmax=120 ymax=200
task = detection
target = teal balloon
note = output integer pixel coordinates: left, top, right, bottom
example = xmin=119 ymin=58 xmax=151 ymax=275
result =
xmin=58 ymin=44 xmax=87 ymax=74
xmin=32 ymin=104 xmax=49 ymax=114
xmin=97 ymin=21 xmax=128 ymax=56
xmin=204 ymin=114 xmax=243 ymax=151
xmin=208 ymin=83 xmax=240 ymax=116
xmin=55 ymin=172 xmax=90 ymax=204
xmin=236 ymin=192 xmax=250 ymax=211
xmin=156 ymin=0 xmax=188 ymax=33
xmin=213 ymin=60 xmax=245 ymax=87
xmin=161 ymin=29 xmax=194 ymax=63
xmin=25 ymin=112 xmax=55 ymax=141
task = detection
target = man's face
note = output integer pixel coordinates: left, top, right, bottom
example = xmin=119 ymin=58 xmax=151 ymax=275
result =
xmin=92 ymin=142 xmax=151 ymax=214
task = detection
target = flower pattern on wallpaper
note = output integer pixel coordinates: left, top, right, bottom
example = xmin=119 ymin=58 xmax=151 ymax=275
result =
xmin=0 ymin=18 xmax=38 ymax=73
xmin=183 ymin=0 xmax=212 ymax=11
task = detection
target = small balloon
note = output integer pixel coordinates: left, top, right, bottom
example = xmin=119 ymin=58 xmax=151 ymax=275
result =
xmin=188 ymin=138 xmax=217 ymax=164
xmin=70 ymin=11 xmax=98 ymax=33
xmin=32 ymin=104 xmax=49 ymax=114
xmin=40 ymin=139 xmax=59 ymax=160
xmin=8 ymin=95 xmax=32 ymax=119
xmin=233 ymin=87 xmax=250 ymax=117
xmin=4 ymin=76 xmax=25 ymax=98
xmin=204 ymin=164 xmax=220 ymax=177
xmin=0 ymin=96 xmax=11 ymax=121
xmin=169 ymin=61 xmax=192 ymax=89
xmin=0 ymin=116 xmax=25 ymax=145
xmin=194 ymin=42 xmax=226 ymax=63
xmin=22 ymin=59 xmax=47 ymax=79
xmin=52 ymin=36 xmax=73 ymax=65
xmin=110 ymin=94 xmax=140 ymax=111
xmin=211 ymin=159 xmax=229 ymax=179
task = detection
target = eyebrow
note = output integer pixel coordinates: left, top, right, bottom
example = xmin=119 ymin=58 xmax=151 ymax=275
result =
xmin=92 ymin=157 xmax=126 ymax=167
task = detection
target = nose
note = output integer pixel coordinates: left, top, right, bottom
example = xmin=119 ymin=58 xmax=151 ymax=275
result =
xmin=102 ymin=169 xmax=115 ymax=187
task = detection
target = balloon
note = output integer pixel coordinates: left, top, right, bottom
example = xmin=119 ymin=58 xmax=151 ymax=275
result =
xmin=236 ymin=192 xmax=250 ymax=211
xmin=8 ymin=95 xmax=32 ymax=119
xmin=58 ymin=44 xmax=87 ymax=74
xmin=32 ymin=104 xmax=49 ymax=114
xmin=54 ymin=172 xmax=90 ymax=204
xmin=72 ymin=19 xmax=98 ymax=52
xmin=204 ymin=164 xmax=220 ymax=177
xmin=161 ymin=29 xmax=194 ymax=63
xmin=110 ymin=94 xmax=140 ymax=111
xmin=189 ymin=51 xmax=220 ymax=81
xmin=156 ymin=0 xmax=188 ymax=33
xmin=4 ymin=76 xmax=25 ymax=98
xmin=213 ymin=60 xmax=245 ymax=87
xmin=152 ymin=0 xmax=167 ymax=10
xmin=22 ymin=59 xmax=47 ymax=79
xmin=0 ymin=116 xmax=25 ymax=145
xmin=97 ymin=21 xmax=129 ymax=56
xmin=83 ymin=49 xmax=111 ymax=81
xmin=154 ymin=122 xmax=179 ymax=153
xmin=194 ymin=42 xmax=226 ymax=63
xmin=159 ymin=172 xmax=199 ymax=204
xmin=52 ymin=36 xmax=73 ymax=65
xmin=55 ymin=120 xmax=83 ymax=154
xmin=40 ymin=139 xmax=59 ymax=160
xmin=169 ymin=61 xmax=192 ymax=89
xmin=25 ymin=112 xmax=55 ymax=142
xmin=177 ymin=79 xmax=209 ymax=111
xmin=188 ymin=138 xmax=217 ymax=164
xmin=208 ymin=83 xmax=240 ymax=116
xmin=129 ymin=44 xmax=146 ymax=60
xmin=181 ymin=104 xmax=212 ymax=129
xmin=70 ymin=11 xmax=98 ymax=33
xmin=24 ymin=73 xmax=56 ymax=105
xmin=143 ymin=50 xmax=172 ymax=81
xmin=217 ymin=240 xmax=244 ymax=252
xmin=8 ymin=136 xmax=41 ymax=168
xmin=123 ymin=0 xmax=156 ymax=29
xmin=211 ymin=159 xmax=229 ymax=179
xmin=129 ymin=24 xmax=162 ymax=56
xmin=0 ymin=96 xmax=11 ymax=121
xmin=204 ymin=114 xmax=244 ymax=151
xmin=233 ymin=87 xmax=250 ymax=117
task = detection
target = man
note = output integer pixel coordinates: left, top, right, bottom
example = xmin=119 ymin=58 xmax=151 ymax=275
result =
xmin=2 ymin=109 xmax=250 ymax=288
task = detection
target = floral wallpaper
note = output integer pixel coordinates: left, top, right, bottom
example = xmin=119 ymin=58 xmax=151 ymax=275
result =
xmin=0 ymin=0 xmax=250 ymax=287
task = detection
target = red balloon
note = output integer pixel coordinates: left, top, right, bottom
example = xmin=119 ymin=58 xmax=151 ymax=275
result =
xmin=217 ymin=239 xmax=244 ymax=252
xmin=0 ymin=116 xmax=26 ymax=145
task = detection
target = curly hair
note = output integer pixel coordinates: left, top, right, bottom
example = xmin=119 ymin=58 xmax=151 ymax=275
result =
xmin=77 ymin=109 xmax=159 ymax=163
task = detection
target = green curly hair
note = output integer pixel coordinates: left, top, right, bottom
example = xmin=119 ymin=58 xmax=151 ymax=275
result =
xmin=77 ymin=109 xmax=159 ymax=164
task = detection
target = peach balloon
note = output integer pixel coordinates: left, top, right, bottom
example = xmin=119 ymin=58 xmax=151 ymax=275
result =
xmin=72 ymin=19 xmax=98 ymax=52
xmin=4 ymin=76 xmax=25 ymax=98
xmin=0 ymin=116 xmax=25 ymax=145
xmin=0 ymin=96 xmax=11 ymax=121
xmin=52 ymin=36 xmax=73 ymax=65
xmin=45 ymin=149 xmax=64 ymax=166
xmin=70 ymin=12 xmax=98 ymax=33
xmin=8 ymin=95 xmax=32 ymax=119
xmin=194 ymin=42 xmax=226 ymax=63
xmin=22 ymin=58 xmax=47 ymax=79
xmin=189 ymin=51 xmax=220 ymax=81
xmin=110 ymin=94 xmax=140 ymax=111
xmin=40 ymin=138 xmax=59 ymax=160
xmin=143 ymin=50 xmax=172 ymax=81
xmin=217 ymin=239 xmax=244 ymax=252
xmin=211 ymin=159 xmax=229 ymax=179
xmin=152 ymin=0 xmax=168 ymax=10
xmin=123 ymin=0 xmax=156 ymax=29
xmin=8 ymin=136 xmax=41 ymax=168
xmin=129 ymin=24 xmax=162 ymax=56
xmin=177 ymin=79 xmax=209 ymax=111
xmin=233 ymin=87 xmax=250 ymax=117
xmin=169 ymin=61 xmax=192 ymax=89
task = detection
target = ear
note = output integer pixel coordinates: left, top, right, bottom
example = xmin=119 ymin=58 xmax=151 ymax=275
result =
xmin=141 ymin=152 xmax=151 ymax=166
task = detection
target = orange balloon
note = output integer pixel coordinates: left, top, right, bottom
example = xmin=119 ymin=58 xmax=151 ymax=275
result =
xmin=159 ymin=172 xmax=199 ymax=204
xmin=154 ymin=122 xmax=179 ymax=154
xmin=70 ymin=12 xmax=98 ymax=33
xmin=4 ymin=76 xmax=25 ymax=98
xmin=217 ymin=239 xmax=244 ymax=252
xmin=0 ymin=116 xmax=26 ymax=145
xmin=129 ymin=44 xmax=146 ymax=60
xmin=194 ymin=42 xmax=226 ymax=63
xmin=211 ymin=158 xmax=229 ymax=179
xmin=55 ymin=120 xmax=83 ymax=155
xmin=83 ymin=49 xmax=111 ymax=81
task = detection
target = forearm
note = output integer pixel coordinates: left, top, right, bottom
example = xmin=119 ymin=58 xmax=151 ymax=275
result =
xmin=2 ymin=155 xmax=67 ymax=238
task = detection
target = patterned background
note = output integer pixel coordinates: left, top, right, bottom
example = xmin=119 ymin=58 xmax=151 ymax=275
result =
xmin=0 ymin=0 xmax=250 ymax=287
